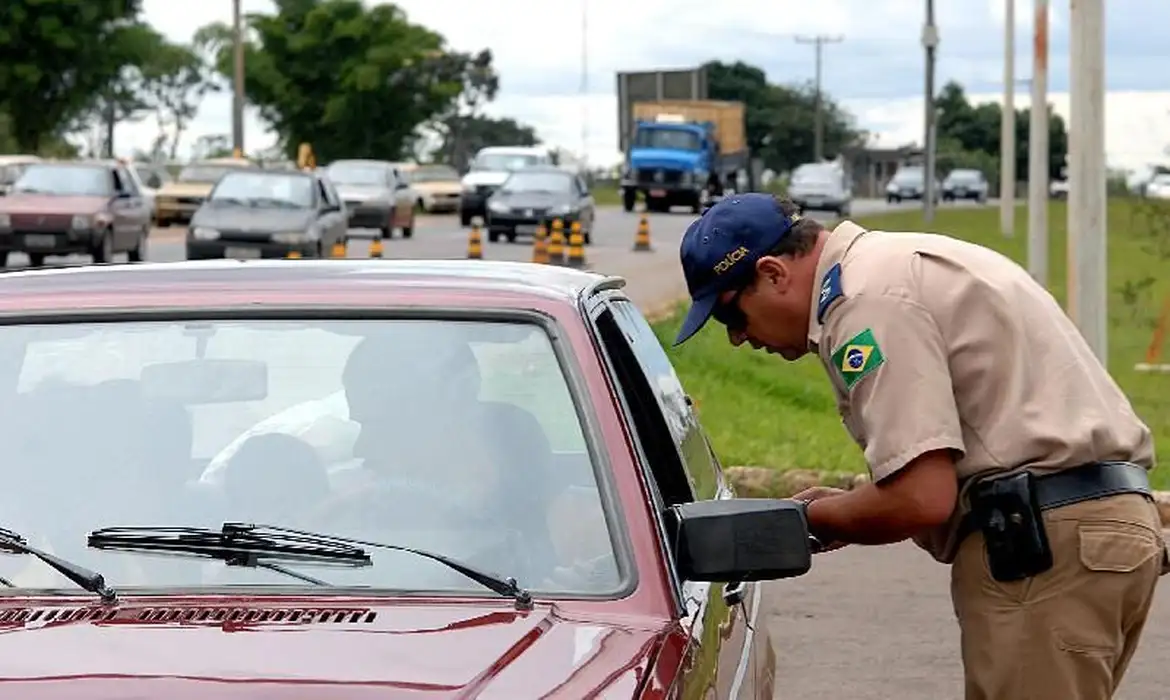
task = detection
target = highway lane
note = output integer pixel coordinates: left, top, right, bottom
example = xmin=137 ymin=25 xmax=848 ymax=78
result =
xmin=0 ymin=197 xmax=924 ymax=310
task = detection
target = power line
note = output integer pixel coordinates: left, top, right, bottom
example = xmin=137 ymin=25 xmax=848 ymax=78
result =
xmin=794 ymin=34 xmax=844 ymax=162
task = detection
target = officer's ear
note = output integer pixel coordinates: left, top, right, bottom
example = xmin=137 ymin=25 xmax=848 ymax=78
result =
xmin=755 ymin=255 xmax=793 ymax=292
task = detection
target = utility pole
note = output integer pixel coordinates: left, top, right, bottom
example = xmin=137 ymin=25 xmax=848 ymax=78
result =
xmin=1000 ymin=0 xmax=1017 ymax=237
xmin=1068 ymin=0 xmax=1107 ymax=362
xmin=231 ymin=0 xmax=245 ymax=158
xmin=1026 ymin=0 xmax=1049 ymax=286
xmin=794 ymin=34 xmax=844 ymax=163
xmin=580 ymin=0 xmax=588 ymax=168
xmin=922 ymin=0 xmax=939 ymax=224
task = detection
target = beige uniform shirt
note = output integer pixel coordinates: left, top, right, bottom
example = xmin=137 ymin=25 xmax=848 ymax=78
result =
xmin=807 ymin=221 xmax=1155 ymax=563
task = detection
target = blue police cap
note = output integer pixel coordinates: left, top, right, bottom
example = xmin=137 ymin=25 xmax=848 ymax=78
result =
xmin=673 ymin=193 xmax=798 ymax=346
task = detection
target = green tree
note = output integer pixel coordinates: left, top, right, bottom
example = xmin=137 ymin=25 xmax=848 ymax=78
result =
xmin=195 ymin=0 xmax=476 ymax=163
xmin=935 ymin=80 xmax=1069 ymax=183
xmin=426 ymin=49 xmax=501 ymax=171
xmin=704 ymin=60 xmax=865 ymax=173
xmin=0 ymin=0 xmax=152 ymax=152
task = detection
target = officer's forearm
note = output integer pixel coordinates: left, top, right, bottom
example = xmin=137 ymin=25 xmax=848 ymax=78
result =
xmin=806 ymin=486 xmax=924 ymax=545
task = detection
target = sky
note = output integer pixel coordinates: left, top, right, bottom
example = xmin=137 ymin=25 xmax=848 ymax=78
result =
xmin=118 ymin=0 xmax=1170 ymax=172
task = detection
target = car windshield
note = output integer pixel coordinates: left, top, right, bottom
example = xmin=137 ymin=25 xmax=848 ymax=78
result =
xmin=412 ymin=166 xmax=459 ymax=183
xmin=471 ymin=153 xmax=544 ymax=171
xmin=947 ymin=170 xmax=981 ymax=183
xmin=11 ymin=164 xmax=111 ymax=196
xmin=0 ymin=162 xmax=36 ymax=186
xmin=791 ymin=167 xmax=837 ymax=185
xmin=500 ymin=172 xmax=573 ymax=194
xmin=893 ymin=168 xmax=924 ymax=183
xmin=633 ymin=128 xmax=700 ymax=151
xmin=0 ymin=317 xmax=620 ymax=597
xmin=209 ymin=172 xmax=315 ymax=208
xmin=326 ymin=163 xmax=387 ymax=186
xmin=179 ymin=164 xmax=247 ymax=184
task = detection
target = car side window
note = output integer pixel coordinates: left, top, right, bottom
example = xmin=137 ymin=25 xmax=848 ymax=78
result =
xmin=321 ymin=178 xmax=341 ymax=209
xmin=597 ymin=298 xmax=723 ymax=504
xmin=314 ymin=178 xmax=331 ymax=208
xmin=109 ymin=168 xmax=127 ymax=195
xmin=119 ymin=167 xmax=141 ymax=196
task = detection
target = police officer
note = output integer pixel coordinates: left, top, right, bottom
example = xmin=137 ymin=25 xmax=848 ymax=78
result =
xmin=672 ymin=192 xmax=1168 ymax=700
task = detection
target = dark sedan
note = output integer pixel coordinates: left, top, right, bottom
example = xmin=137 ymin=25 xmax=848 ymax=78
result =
xmin=186 ymin=170 xmax=348 ymax=259
xmin=485 ymin=167 xmax=595 ymax=244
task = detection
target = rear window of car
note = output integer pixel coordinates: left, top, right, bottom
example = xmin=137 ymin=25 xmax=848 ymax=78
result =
xmin=0 ymin=317 xmax=623 ymax=598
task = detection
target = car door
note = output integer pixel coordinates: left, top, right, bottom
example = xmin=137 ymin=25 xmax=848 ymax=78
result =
xmin=316 ymin=175 xmax=347 ymax=246
xmin=588 ymin=295 xmax=761 ymax=699
xmin=575 ymin=175 xmax=595 ymax=230
xmin=389 ymin=167 xmax=411 ymax=228
xmin=109 ymin=167 xmax=139 ymax=248
xmin=116 ymin=165 xmax=150 ymax=232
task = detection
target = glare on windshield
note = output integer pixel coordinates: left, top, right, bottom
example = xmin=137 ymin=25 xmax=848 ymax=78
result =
xmin=326 ymin=164 xmax=387 ymax=186
xmin=501 ymin=173 xmax=572 ymax=193
xmin=209 ymin=173 xmax=316 ymax=207
xmin=12 ymin=165 xmax=112 ymax=196
xmin=0 ymin=318 xmax=620 ymax=597
xmin=472 ymin=154 xmax=542 ymax=171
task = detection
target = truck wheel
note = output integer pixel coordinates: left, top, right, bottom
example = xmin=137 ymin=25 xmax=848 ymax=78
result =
xmin=622 ymin=190 xmax=636 ymax=213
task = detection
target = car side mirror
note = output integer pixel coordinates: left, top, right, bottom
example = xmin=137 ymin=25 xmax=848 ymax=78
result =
xmin=146 ymin=175 xmax=162 ymax=189
xmin=671 ymin=498 xmax=812 ymax=582
xmin=395 ymin=181 xmax=409 ymax=190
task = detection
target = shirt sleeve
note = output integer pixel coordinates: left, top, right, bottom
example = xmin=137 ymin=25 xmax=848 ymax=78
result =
xmin=822 ymin=292 xmax=965 ymax=482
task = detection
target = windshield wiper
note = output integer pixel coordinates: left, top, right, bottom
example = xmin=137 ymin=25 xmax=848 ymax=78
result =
xmin=0 ymin=527 xmax=117 ymax=603
xmin=89 ymin=523 xmax=533 ymax=610
xmin=88 ymin=523 xmax=370 ymax=586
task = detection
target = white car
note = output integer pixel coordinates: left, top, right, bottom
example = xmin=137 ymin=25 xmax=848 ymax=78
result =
xmin=459 ymin=146 xmax=553 ymax=227
xmin=1144 ymin=174 xmax=1170 ymax=200
xmin=787 ymin=162 xmax=852 ymax=216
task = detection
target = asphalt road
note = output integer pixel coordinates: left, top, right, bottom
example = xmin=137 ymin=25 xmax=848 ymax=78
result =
xmin=9 ymin=197 xmax=1163 ymax=698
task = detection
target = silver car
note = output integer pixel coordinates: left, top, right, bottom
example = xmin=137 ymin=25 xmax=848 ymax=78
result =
xmin=323 ymin=160 xmax=416 ymax=239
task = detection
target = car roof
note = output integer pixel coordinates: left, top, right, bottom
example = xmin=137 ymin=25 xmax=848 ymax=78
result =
xmin=507 ymin=165 xmax=572 ymax=176
xmin=0 ymin=260 xmax=624 ymax=314
xmin=327 ymin=159 xmax=393 ymax=167
xmin=29 ymin=160 xmax=111 ymax=170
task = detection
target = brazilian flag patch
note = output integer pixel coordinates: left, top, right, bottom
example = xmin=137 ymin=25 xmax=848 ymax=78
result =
xmin=830 ymin=328 xmax=885 ymax=390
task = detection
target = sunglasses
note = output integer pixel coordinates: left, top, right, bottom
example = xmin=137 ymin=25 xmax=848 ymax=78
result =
xmin=711 ymin=288 xmax=748 ymax=331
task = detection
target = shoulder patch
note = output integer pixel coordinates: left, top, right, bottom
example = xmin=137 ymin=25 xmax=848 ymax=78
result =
xmin=830 ymin=328 xmax=885 ymax=390
xmin=816 ymin=263 xmax=844 ymax=324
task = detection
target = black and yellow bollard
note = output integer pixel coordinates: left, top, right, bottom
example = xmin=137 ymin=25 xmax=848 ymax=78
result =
xmin=467 ymin=219 xmax=484 ymax=259
xmin=566 ymin=221 xmax=586 ymax=269
xmin=330 ymin=239 xmax=347 ymax=258
xmin=633 ymin=215 xmax=652 ymax=252
xmin=531 ymin=221 xmax=549 ymax=264
xmin=286 ymin=250 xmax=302 ymax=259
xmin=548 ymin=218 xmax=565 ymax=265
xmin=369 ymin=237 xmax=384 ymax=259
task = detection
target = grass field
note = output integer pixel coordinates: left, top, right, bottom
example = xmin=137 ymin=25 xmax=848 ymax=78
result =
xmin=650 ymin=200 xmax=1170 ymax=490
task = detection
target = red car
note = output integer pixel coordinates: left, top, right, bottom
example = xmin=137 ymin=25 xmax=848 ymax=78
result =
xmin=0 ymin=260 xmax=813 ymax=698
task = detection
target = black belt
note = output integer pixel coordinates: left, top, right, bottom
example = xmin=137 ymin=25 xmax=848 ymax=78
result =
xmin=959 ymin=461 xmax=1152 ymax=542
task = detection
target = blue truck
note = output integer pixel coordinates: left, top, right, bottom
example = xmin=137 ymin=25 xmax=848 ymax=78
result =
xmin=619 ymin=100 xmax=748 ymax=214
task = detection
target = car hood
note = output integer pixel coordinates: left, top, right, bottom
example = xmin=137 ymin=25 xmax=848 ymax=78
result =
xmin=157 ymin=182 xmax=215 ymax=198
xmin=334 ymin=185 xmax=392 ymax=202
xmin=492 ymin=191 xmax=572 ymax=210
xmin=0 ymin=194 xmax=108 ymax=215
xmin=191 ymin=205 xmax=315 ymax=232
xmin=413 ymin=181 xmax=462 ymax=195
xmin=0 ymin=598 xmax=666 ymax=698
xmin=461 ymin=171 xmax=512 ymax=188
xmin=628 ymin=147 xmax=701 ymax=172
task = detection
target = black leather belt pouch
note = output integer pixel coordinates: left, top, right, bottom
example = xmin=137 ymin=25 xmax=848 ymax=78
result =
xmin=970 ymin=471 xmax=1054 ymax=582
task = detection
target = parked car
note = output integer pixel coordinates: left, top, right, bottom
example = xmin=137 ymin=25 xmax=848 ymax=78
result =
xmin=941 ymin=168 xmax=989 ymax=203
xmin=186 ymin=168 xmax=348 ymax=260
xmin=0 ymin=155 xmax=42 ymax=196
xmin=1143 ymin=174 xmax=1170 ymax=200
xmin=885 ymin=165 xmax=940 ymax=204
xmin=323 ymin=159 xmax=415 ymax=239
xmin=486 ymin=166 xmax=595 ymax=244
xmin=402 ymin=163 xmax=462 ymax=213
xmin=155 ymin=157 xmax=258 ymax=227
xmin=786 ymin=162 xmax=852 ymax=216
xmin=0 ymin=160 xmax=150 ymax=266
xmin=460 ymin=146 xmax=553 ymax=227
xmin=0 ymin=259 xmax=813 ymax=697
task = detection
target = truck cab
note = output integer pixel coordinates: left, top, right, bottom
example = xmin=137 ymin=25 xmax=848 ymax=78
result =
xmin=619 ymin=101 xmax=747 ymax=215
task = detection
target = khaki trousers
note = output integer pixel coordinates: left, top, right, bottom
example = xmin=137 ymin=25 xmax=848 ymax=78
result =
xmin=951 ymin=494 xmax=1166 ymax=700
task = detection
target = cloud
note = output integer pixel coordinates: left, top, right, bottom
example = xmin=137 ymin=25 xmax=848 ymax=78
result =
xmin=115 ymin=0 xmax=1170 ymax=170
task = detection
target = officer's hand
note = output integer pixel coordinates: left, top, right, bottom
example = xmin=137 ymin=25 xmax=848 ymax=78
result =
xmin=791 ymin=486 xmax=847 ymax=504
